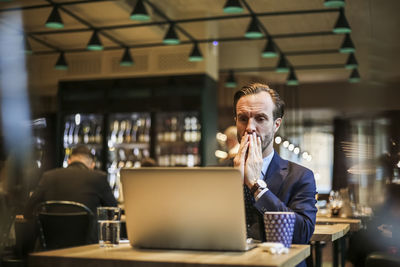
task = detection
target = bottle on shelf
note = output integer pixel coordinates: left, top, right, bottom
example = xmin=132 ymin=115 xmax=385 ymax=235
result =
xmin=63 ymin=122 xmax=70 ymax=147
xmin=117 ymin=120 xmax=126 ymax=144
xmin=131 ymin=122 xmax=138 ymax=143
xmin=73 ymin=123 xmax=81 ymax=144
xmin=110 ymin=120 xmax=119 ymax=144
xmin=83 ymin=122 xmax=90 ymax=144
xmin=144 ymin=117 xmax=151 ymax=143
xmin=67 ymin=121 xmax=75 ymax=145
xmin=62 ymin=148 xmax=71 ymax=168
xmin=125 ymin=120 xmax=132 ymax=143
xmin=95 ymin=124 xmax=102 ymax=144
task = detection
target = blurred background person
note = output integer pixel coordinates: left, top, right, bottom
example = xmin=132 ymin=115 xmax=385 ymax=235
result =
xmin=23 ymin=145 xmax=117 ymax=245
xmin=140 ymin=157 xmax=157 ymax=167
xmin=219 ymin=126 xmax=240 ymax=166
xmin=24 ymin=145 xmax=117 ymax=219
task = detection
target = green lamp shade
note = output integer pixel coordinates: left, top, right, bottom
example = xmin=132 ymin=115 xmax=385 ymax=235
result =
xmin=333 ymin=10 xmax=351 ymax=34
xmin=324 ymin=0 xmax=345 ymax=8
xmin=349 ymin=69 xmax=360 ymax=83
xmin=345 ymin=53 xmax=358 ymax=69
xmin=287 ymin=80 xmax=299 ymax=86
xmin=55 ymin=52 xmax=68 ymax=70
xmin=225 ymin=70 xmax=237 ymax=88
xmin=120 ymin=48 xmax=134 ymax=67
xmin=245 ymin=17 xmax=263 ymax=39
xmin=286 ymin=69 xmax=299 ymax=86
xmin=340 ymin=34 xmax=355 ymax=53
xmin=223 ymin=0 xmax=244 ymax=13
xmin=225 ymin=82 xmax=237 ymax=88
xmin=276 ymin=55 xmax=289 ymax=73
xmin=45 ymin=7 xmax=64 ymax=29
xmin=87 ymin=31 xmax=103 ymax=51
xmin=130 ymin=0 xmax=150 ymax=21
xmin=188 ymin=43 xmax=204 ymax=62
xmin=262 ymin=40 xmax=278 ymax=58
xmin=163 ymin=24 xmax=180 ymax=45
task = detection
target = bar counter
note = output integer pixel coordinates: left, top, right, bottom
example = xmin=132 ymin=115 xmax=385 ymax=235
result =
xmin=29 ymin=243 xmax=310 ymax=267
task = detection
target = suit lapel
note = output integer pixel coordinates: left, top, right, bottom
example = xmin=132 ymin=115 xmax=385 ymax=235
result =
xmin=264 ymin=152 xmax=288 ymax=195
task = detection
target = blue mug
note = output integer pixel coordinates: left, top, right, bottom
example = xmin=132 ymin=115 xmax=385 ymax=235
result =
xmin=263 ymin=211 xmax=296 ymax=248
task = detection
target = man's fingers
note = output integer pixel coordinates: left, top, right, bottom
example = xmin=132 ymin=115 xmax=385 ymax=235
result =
xmin=238 ymin=133 xmax=249 ymax=155
xmin=248 ymin=132 xmax=258 ymax=158
xmin=234 ymin=132 xmax=249 ymax=168
xmin=257 ymin=135 xmax=262 ymax=157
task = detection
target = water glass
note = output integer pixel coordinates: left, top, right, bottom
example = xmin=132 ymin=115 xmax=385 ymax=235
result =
xmin=97 ymin=207 xmax=121 ymax=247
xmin=329 ymin=190 xmax=343 ymax=216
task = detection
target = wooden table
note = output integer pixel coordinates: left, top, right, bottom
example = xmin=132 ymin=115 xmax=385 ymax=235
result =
xmin=310 ymin=224 xmax=350 ymax=267
xmin=316 ymin=216 xmax=361 ymax=232
xmin=316 ymin=216 xmax=361 ymax=267
xmin=29 ymin=243 xmax=310 ymax=267
xmin=311 ymin=224 xmax=350 ymax=242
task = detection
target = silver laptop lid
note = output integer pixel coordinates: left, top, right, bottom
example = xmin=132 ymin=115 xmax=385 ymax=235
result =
xmin=120 ymin=167 xmax=248 ymax=251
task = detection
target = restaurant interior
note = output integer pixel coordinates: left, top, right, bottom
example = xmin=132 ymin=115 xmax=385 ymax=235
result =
xmin=0 ymin=0 xmax=400 ymax=266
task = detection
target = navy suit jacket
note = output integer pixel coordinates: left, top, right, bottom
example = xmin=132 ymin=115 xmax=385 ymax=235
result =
xmin=253 ymin=152 xmax=317 ymax=245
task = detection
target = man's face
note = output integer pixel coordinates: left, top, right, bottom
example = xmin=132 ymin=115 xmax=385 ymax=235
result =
xmin=235 ymin=91 xmax=281 ymax=155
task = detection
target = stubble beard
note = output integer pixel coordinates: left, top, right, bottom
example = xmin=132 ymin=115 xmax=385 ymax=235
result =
xmin=261 ymin=132 xmax=273 ymax=154
xmin=237 ymin=131 xmax=274 ymax=155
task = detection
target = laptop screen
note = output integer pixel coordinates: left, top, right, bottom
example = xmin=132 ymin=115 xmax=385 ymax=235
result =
xmin=120 ymin=167 xmax=248 ymax=251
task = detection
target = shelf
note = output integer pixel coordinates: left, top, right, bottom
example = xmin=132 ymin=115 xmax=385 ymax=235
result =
xmin=109 ymin=143 xmax=150 ymax=150
xmin=64 ymin=143 xmax=103 ymax=149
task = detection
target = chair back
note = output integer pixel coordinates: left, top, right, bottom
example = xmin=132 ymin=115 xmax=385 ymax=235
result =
xmin=35 ymin=200 xmax=94 ymax=250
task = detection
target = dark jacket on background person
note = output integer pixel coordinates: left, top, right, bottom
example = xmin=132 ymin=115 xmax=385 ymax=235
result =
xmin=24 ymin=161 xmax=117 ymax=219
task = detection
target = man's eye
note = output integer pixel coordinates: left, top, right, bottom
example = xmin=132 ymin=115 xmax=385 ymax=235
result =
xmin=256 ymin=117 xmax=266 ymax=122
xmin=238 ymin=116 xmax=247 ymax=122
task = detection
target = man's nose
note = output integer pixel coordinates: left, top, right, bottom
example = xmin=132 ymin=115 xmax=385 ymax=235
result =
xmin=245 ymin=118 xmax=256 ymax=133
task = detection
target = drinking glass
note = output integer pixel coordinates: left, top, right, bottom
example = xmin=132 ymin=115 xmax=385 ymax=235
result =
xmin=97 ymin=207 xmax=121 ymax=247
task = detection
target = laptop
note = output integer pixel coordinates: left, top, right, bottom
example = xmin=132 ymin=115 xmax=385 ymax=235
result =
xmin=120 ymin=167 xmax=254 ymax=251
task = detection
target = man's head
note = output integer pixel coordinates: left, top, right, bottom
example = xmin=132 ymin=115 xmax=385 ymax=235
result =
xmin=224 ymin=126 xmax=239 ymax=150
xmin=233 ymin=83 xmax=285 ymax=156
xmin=233 ymin=83 xmax=284 ymax=120
xmin=224 ymin=126 xmax=240 ymax=158
xmin=68 ymin=145 xmax=95 ymax=169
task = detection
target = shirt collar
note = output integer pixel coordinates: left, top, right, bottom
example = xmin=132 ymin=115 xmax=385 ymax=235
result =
xmin=260 ymin=150 xmax=274 ymax=179
xmin=68 ymin=161 xmax=89 ymax=170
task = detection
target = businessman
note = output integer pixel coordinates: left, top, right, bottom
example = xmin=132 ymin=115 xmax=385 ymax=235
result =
xmin=233 ymin=83 xmax=317 ymax=249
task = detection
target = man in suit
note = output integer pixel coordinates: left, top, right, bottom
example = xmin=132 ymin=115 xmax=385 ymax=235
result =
xmin=233 ymin=83 xmax=317 ymax=248
xmin=24 ymin=145 xmax=117 ymax=241
xmin=25 ymin=145 xmax=117 ymax=217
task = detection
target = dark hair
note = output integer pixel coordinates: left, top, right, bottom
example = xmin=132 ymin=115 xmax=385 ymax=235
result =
xmin=141 ymin=157 xmax=157 ymax=167
xmin=233 ymin=82 xmax=285 ymax=120
xmin=71 ymin=145 xmax=94 ymax=161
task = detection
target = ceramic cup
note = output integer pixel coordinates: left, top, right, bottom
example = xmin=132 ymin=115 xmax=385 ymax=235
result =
xmin=263 ymin=211 xmax=296 ymax=248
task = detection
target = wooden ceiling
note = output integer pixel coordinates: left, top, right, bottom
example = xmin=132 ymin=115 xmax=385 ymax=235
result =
xmin=1 ymin=0 xmax=399 ymax=87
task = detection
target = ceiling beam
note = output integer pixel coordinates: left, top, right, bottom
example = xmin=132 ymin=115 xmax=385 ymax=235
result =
xmin=26 ymin=9 xmax=339 ymax=36
xmin=30 ymin=33 xmax=341 ymax=55
xmin=28 ymin=34 xmax=59 ymax=51
xmin=219 ymin=64 xmax=345 ymax=73
xmin=0 ymin=0 xmax=112 ymax=12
